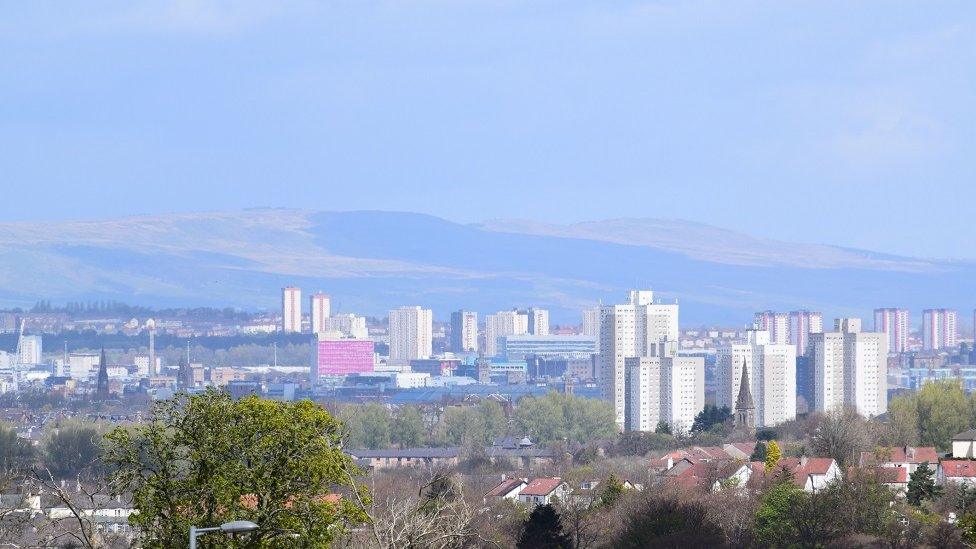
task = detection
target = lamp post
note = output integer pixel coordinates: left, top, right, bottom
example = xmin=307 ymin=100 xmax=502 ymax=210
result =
xmin=189 ymin=520 xmax=259 ymax=549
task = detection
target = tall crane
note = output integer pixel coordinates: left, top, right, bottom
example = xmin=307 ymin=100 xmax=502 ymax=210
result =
xmin=14 ymin=318 xmax=25 ymax=366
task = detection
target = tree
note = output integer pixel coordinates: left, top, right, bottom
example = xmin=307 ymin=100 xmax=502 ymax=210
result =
xmin=391 ymin=406 xmax=425 ymax=448
xmin=906 ymin=462 xmax=941 ymax=507
xmin=0 ymin=422 xmax=34 ymax=471
xmin=764 ymin=440 xmax=782 ymax=471
xmin=43 ymin=422 xmax=102 ymax=479
xmin=654 ymin=421 xmax=672 ymax=435
xmin=600 ymin=474 xmax=625 ymax=508
xmin=690 ymin=405 xmax=731 ymax=434
xmin=613 ymin=495 xmax=724 ymax=548
xmin=754 ymin=482 xmax=806 ymax=545
xmin=513 ymin=392 xmax=616 ymax=445
xmin=812 ymin=408 xmax=869 ymax=467
xmin=518 ymin=504 xmax=571 ymax=549
xmin=749 ymin=441 xmax=767 ymax=462
xmin=755 ymin=428 xmax=777 ymax=441
xmin=103 ymin=390 xmax=367 ymax=548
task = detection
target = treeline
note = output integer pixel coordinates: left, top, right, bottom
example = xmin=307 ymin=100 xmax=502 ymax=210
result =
xmin=26 ymin=300 xmax=251 ymax=321
xmin=339 ymin=392 xmax=617 ymax=450
xmin=0 ymin=421 xmax=104 ymax=478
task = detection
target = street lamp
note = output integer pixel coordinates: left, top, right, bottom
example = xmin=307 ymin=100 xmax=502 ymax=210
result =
xmin=189 ymin=520 xmax=259 ymax=549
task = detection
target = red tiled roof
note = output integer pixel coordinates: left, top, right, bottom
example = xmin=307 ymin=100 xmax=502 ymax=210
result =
xmin=486 ymin=478 xmax=526 ymax=497
xmin=521 ymin=478 xmax=564 ymax=497
xmin=943 ymin=460 xmax=976 ymax=478
xmin=877 ymin=468 xmax=908 ymax=484
xmin=859 ymin=447 xmax=939 ymax=466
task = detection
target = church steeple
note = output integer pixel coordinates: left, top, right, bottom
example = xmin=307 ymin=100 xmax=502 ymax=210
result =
xmin=734 ymin=360 xmax=755 ymax=431
xmin=96 ymin=347 xmax=110 ymax=400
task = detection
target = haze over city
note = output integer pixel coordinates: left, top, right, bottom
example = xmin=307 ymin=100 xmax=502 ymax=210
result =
xmin=1 ymin=2 xmax=976 ymax=548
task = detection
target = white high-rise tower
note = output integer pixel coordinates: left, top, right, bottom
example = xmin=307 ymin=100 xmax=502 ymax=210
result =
xmin=310 ymin=293 xmax=331 ymax=335
xmin=282 ymin=287 xmax=302 ymax=333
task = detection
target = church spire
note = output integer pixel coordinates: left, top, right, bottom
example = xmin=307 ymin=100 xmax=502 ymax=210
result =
xmin=734 ymin=359 xmax=755 ymax=431
xmin=96 ymin=347 xmax=110 ymax=400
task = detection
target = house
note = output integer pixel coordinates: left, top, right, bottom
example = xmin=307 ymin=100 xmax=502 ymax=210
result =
xmin=725 ymin=458 xmax=841 ymax=493
xmin=654 ymin=446 xmax=734 ymax=470
xmin=484 ymin=477 xmax=527 ymax=503
xmin=485 ymin=436 xmax=558 ymax=468
xmin=874 ymin=467 xmax=909 ymax=495
xmin=723 ymin=442 xmax=760 ymax=460
xmin=346 ymin=447 xmax=462 ymax=470
xmin=858 ymin=446 xmax=940 ymax=476
xmin=952 ymin=430 xmax=976 ymax=459
xmin=940 ymin=460 xmax=976 ymax=486
xmin=517 ymin=478 xmax=570 ymax=507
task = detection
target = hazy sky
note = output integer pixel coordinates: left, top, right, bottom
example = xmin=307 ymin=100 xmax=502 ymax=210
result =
xmin=2 ymin=1 xmax=974 ymax=258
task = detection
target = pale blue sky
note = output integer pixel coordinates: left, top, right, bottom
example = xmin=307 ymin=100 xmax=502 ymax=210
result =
xmin=2 ymin=1 xmax=974 ymax=258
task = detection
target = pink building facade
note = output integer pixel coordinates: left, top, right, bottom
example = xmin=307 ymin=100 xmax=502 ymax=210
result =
xmin=317 ymin=339 xmax=374 ymax=376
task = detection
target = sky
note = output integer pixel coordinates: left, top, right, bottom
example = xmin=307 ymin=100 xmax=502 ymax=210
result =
xmin=2 ymin=1 xmax=974 ymax=259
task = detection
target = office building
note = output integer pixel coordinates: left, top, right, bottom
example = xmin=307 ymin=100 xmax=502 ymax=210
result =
xmin=309 ymin=293 xmax=331 ymax=335
xmin=789 ymin=310 xmax=823 ymax=356
xmin=624 ymin=355 xmax=704 ymax=433
xmin=599 ymin=289 xmax=681 ymax=428
xmin=323 ymin=314 xmax=368 ymax=340
xmin=281 ymin=286 xmax=302 ymax=333
xmin=717 ymin=329 xmax=797 ymax=428
xmin=68 ymin=353 xmax=99 ymax=380
xmin=388 ymin=306 xmax=433 ymax=362
xmin=874 ymin=308 xmax=909 ymax=354
xmin=922 ymin=309 xmax=957 ymax=351
xmin=316 ymin=338 xmax=374 ymax=376
xmin=485 ymin=310 xmax=529 ymax=357
xmin=810 ymin=318 xmax=887 ymax=417
xmin=450 ymin=310 xmax=478 ymax=353
xmin=524 ymin=308 xmax=550 ymax=336
xmin=754 ymin=311 xmax=790 ymax=345
xmin=499 ymin=335 xmax=596 ymax=361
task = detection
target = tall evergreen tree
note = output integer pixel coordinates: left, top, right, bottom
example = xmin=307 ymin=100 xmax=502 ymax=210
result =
xmin=518 ymin=504 xmax=571 ymax=549
xmin=907 ymin=461 xmax=942 ymax=506
xmin=750 ymin=441 xmax=767 ymax=462
xmin=765 ymin=440 xmax=782 ymax=471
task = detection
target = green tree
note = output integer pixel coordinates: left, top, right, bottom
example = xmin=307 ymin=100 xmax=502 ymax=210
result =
xmin=690 ymin=405 xmax=731 ymax=433
xmin=654 ymin=421 xmax=672 ymax=435
xmin=600 ymin=474 xmax=625 ymax=508
xmin=43 ymin=422 xmax=102 ymax=478
xmin=341 ymin=403 xmax=392 ymax=449
xmin=754 ymin=482 xmax=806 ymax=545
xmin=906 ymin=462 xmax=942 ymax=507
xmin=517 ymin=504 xmax=571 ymax=549
xmin=749 ymin=441 xmax=767 ymax=462
xmin=103 ymin=390 xmax=367 ymax=548
xmin=0 ymin=422 xmax=34 ymax=471
xmin=391 ymin=406 xmax=425 ymax=448
xmin=614 ymin=495 xmax=724 ymax=547
xmin=513 ymin=392 xmax=616 ymax=445
xmin=916 ymin=381 xmax=969 ymax=449
xmin=764 ymin=440 xmax=782 ymax=471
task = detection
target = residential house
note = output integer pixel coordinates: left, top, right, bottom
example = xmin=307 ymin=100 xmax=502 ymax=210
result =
xmin=940 ymin=460 xmax=976 ymax=486
xmin=484 ymin=477 xmax=527 ymax=503
xmin=517 ymin=478 xmax=570 ymax=507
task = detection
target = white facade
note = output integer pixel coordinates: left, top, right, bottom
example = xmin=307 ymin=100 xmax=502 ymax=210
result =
xmin=789 ymin=310 xmax=823 ymax=357
xmin=388 ymin=306 xmax=432 ymax=362
xmin=281 ymin=286 xmax=302 ymax=333
xmin=309 ymin=293 xmax=331 ymax=335
xmin=625 ymin=355 xmax=703 ymax=433
xmin=717 ymin=330 xmax=797 ymax=427
xmin=811 ymin=318 xmax=888 ymax=417
xmin=485 ymin=310 xmax=529 ymax=357
xmin=450 ymin=310 xmax=478 ymax=353
xmin=392 ymin=372 xmax=430 ymax=388
xmin=525 ymin=308 xmax=550 ymax=336
xmin=324 ymin=314 xmax=368 ymax=340
xmin=873 ymin=308 xmax=909 ymax=354
xmin=68 ymin=353 xmax=99 ymax=380
xmin=599 ymin=290 xmax=681 ymax=428
xmin=922 ymin=309 xmax=957 ymax=351
xmin=18 ymin=335 xmax=42 ymax=365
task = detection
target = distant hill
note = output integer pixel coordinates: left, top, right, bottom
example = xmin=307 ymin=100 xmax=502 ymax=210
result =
xmin=0 ymin=209 xmax=971 ymax=324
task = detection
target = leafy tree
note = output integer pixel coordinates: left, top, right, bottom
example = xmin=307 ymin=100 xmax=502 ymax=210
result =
xmin=513 ymin=392 xmax=616 ymax=445
xmin=43 ymin=422 xmax=102 ymax=478
xmin=754 ymin=482 xmax=806 ymax=545
xmin=764 ymin=440 xmax=782 ymax=471
xmin=440 ymin=402 xmax=507 ymax=447
xmin=0 ymin=422 xmax=34 ymax=471
xmin=749 ymin=441 xmax=767 ymax=462
xmin=612 ymin=432 xmax=675 ymax=456
xmin=391 ymin=406 xmax=425 ymax=448
xmin=614 ymin=495 xmax=724 ymax=548
xmin=755 ymin=428 xmax=777 ymax=441
xmin=654 ymin=421 xmax=671 ymax=435
xmin=690 ymin=405 xmax=731 ymax=434
xmin=959 ymin=511 xmax=976 ymax=545
xmin=517 ymin=504 xmax=571 ymax=549
xmin=915 ymin=381 xmax=969 ymax=449
xmin=103 ymin=390 xmax=367 ymax=548
xmin=907 ymin=462 xmax=941 ymax=507
xmin=600 ymin=474 xmax=625 ymax=508
xmin=341 ymin=403 xmax=392 ymax=449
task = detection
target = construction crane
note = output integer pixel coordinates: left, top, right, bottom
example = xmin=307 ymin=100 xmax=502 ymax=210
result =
xmin=13 ymin=318 xmax=25 ymax=366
